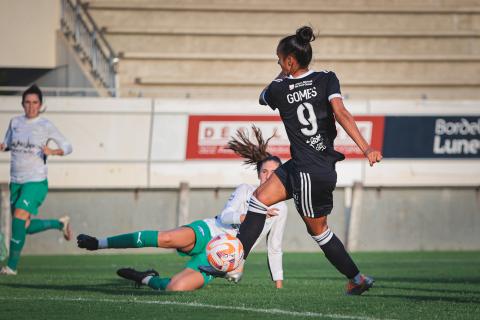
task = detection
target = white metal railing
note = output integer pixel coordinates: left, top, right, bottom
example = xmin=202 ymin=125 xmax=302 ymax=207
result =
xmin=60 ymin=0 xmax=118 ymax=95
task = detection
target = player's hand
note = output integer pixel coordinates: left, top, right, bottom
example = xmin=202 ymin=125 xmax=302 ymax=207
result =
xmin=0 ymin=143 xmax=5 ymax=151
xmin=365 ymin=149 xmax=383 ymax=167
xmin=42 ymin=146 xmax=64 ymax=156
xmin=43 ymin=146 xmax=55 ymax=156
xmin=266 ymin=207 xmax=279 ymax=218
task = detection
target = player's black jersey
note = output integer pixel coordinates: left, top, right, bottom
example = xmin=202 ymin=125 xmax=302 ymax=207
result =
xmin=260 ymin=70 xmax=345 ymax=174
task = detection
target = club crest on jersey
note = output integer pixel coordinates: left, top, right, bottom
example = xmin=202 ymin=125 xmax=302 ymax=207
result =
xmin=306 ymin=133 xmax=327 ymax=152
xmin=289 ymin=84 xmax=295 ymax=90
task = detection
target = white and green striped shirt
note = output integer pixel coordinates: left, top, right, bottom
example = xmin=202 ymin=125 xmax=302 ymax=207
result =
xmin=3 ymin=115 xmax=72 ymax=184
xmin=204 ymin=184 xmax=288 ymax=281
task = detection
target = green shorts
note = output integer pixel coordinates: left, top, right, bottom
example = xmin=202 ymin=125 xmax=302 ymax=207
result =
xmin=10 ymin=180 xmax=48 ymax=216
xmin=178 ymin=220 xmax=215 ymax=286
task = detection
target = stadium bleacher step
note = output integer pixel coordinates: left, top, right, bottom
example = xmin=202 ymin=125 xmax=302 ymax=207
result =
xmin=107 ymin=34 xmax=480 ymax=56
xmin=120 ymin=52 xmax=480 ymax=63
xmin=85 ymin=0 xmax=480 ymax=13
xmin=88 ymin=10 xmax=480 ymax=34
xmin=118 ymin=59 xmax=480 ymax=83
xmin=81 ymin=0 xmax=480 ymax=98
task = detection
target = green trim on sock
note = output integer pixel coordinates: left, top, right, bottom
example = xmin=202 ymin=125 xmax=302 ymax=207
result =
xmin=7 ymin=218 xmax=27 ymax=271
xmin=148 ymin=276 xmax=171 ymax=290
xmin=107 ymin=231 xmax=159 ymax=248
xmin=26 ymin=219 xmax=62 ymax=235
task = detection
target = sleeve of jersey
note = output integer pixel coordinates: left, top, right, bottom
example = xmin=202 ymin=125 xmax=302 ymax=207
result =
xmin=259 ymin=84 xmax=277 ymax=110
xmin=266 ymin=203 xmax=288 ymax=281
xmin=218 ymin=184 xmax=249 ymax=225
xmin=2 ymin=120 xmax=13 ymax=150
xmin=326 ymin=72 xmax=342 ymax=102
xmin=47 ymin=122 xmax=73 ymax=155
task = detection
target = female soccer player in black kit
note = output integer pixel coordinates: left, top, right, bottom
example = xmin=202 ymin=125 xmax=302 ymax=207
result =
xmin=205 ymin=26 xmax=383 ymax=295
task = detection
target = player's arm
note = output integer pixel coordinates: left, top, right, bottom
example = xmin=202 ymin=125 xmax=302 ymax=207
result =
xmin=266 ymin=203 xmax=288 ymax=289
xmin=1 ymin=120 xmax=13 ymax=152
xmin=219 ymin=184 xmax=250 ymax=225
xmin=44 ymin=122 xmax=73 ymax=156
xmin=331 ymin=98 xmax=382 ymax=166
xmin=259 ymin=72 xmax=287 ymax=106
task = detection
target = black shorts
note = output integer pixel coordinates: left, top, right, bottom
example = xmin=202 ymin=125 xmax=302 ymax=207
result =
xmin=275 ymin=160 xmax=337 ymax=218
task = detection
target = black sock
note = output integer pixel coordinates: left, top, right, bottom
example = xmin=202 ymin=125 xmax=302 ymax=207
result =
xmin=313 ymin=229 xmax=360 ymax=279
xmin=237 ymin=196 xmax=268 ymax=259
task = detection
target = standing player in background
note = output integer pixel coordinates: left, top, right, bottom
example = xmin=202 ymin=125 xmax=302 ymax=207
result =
xmin=0 ymin=85 xmax=73 ymax=275
xmin=206 ymin=26 xmax=383 ymax=295
xmin=77 ymin=126 xmax=287 ymax=291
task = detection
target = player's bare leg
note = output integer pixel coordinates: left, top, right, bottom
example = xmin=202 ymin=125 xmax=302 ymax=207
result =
xmin=253 ymin=173 xmax=288 ymax=206
xmin=157 ymin=227 xmax=196 ymax=252
xmin=117 ymin=267 xmax=205 ymax=292
xmin=166 ymin=268 xmax=205 ymax=291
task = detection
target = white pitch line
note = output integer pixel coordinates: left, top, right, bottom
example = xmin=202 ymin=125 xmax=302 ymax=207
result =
xmin=0 ymin=296 xmax=396 ymax=320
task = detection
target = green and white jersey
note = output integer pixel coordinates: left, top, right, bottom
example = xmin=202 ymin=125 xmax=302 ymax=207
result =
xmin=204 ymin=183 xmax=288 ymax=281
xmin=2 ymin=115 xmax=72 ymax=184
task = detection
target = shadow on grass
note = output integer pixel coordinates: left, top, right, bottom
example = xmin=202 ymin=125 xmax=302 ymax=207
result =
xmin=287 ymin=275 xmax=480 ymax=298
xmin=375 ymin=284 xmax=480 ymax=295
xmin=289 ymin=275 xmax=480 ymax=285
xmin=376 ymin=276 xmax=480 ymax=285
xmin=367 ymin=293 xmax=480 ymax=304
xmin=286 ymin=276 xmax=343 ymax=281
xmin=0 ymin=280 xmax=181 ymax=297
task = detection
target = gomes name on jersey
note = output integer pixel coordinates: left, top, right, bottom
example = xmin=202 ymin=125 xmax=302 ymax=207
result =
xmin=286 ymin=87 xmax=317 ymax=104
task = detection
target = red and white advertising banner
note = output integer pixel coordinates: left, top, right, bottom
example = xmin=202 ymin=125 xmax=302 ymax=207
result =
xmin=335 ymin=116 xmax=385 ymax=158
xmin=186 ymin=115 xmax=384 ymax=159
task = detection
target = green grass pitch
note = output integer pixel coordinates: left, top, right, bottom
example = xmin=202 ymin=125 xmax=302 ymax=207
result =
xmin=0 ymin=251 xmax=479 ymax=320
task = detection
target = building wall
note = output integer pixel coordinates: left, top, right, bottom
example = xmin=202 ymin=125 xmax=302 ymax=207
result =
xmin=348 ymin=187 xmax=480 ymax=251
xmin=4 ymin=186 xmax=477 ymax=254
xmin=0 ymin=0 xmax=60 ymax=68
xmin=34 ymin=32 xmax=98 ymax=92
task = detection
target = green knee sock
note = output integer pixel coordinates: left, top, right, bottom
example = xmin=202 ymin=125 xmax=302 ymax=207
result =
xmin=106 ymin=231 xmax=158 ymax=248
xmin=147 ymin=276 xmax=171 ymax=290
xmin=7 ymin=218 xmax=27 ymax=271
xmin=26 ymin=219 xmax=62 ymax=235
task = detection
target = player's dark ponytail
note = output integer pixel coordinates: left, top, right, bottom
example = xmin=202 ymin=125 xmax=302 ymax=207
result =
xmin=296 ymin=26 xmax=315 ymax=45
xmin=226 ymin=125 xmax=282 ymax=174
xmin=277 ymin=26 xmax=315 ymax=68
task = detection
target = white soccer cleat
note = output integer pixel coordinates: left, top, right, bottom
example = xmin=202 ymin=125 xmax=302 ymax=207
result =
xmin=0 ymin=266 xmax=17 ymax=276
xmin=59 ymin=216 xmax=73 ymax=241
xmin=225 ymin=259 xmax=244 ymax=284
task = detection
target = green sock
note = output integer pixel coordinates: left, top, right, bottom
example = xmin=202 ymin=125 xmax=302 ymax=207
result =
xmin=148 ymin=276 xmax=171 ymax=290
xmin=26 ymin=219 xmax=62 ymax=235
xmin=106 ymin=231 xmax=158 ymax=248
xmin=7 ymin=218 xmax=27 ymax=271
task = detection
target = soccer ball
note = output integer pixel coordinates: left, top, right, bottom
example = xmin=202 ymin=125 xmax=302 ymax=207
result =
xmin=206 ymin=233 xmax=244 ymax=272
